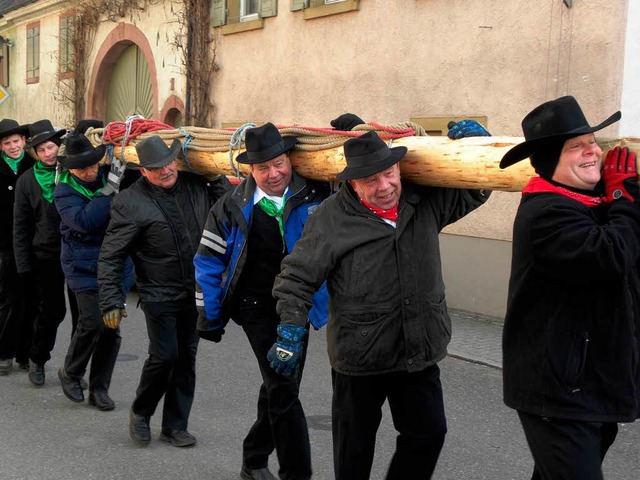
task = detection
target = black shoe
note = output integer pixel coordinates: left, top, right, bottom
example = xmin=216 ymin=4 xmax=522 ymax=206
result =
xmin=0 ymin=358 xmax=12 ymax=376
xmin=129 ymin=409 xmax=151 ymax=445
xmin=18 ymin=362 xmax=29 ymax=371
xmin=88 ymin=391 xmax=115 ymax=411
xmin=28 ymin=360 xmax=45 ymax=387
xmin=159 ymin=428 xmax=197 ymax=447
xmin=240 ymin=465 xmax=277 ymax=480
xmin=58 ymin=367 xmax=84 ymax=402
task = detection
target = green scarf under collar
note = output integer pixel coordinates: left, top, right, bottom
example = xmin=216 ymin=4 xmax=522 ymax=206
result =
xmin=33 ymin=161 xmax=57 ymax=203
xmin=2 ymin=150 xmax=25 ymax=174
xmin=58 ymin=169 xmax=105 ymax=200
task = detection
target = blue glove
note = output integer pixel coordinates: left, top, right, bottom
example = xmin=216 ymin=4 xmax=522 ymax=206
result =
xmin=267 ymin=324 xmax=307 ymax=376
xmin=447 ymin=120 xmax=491 ymax=139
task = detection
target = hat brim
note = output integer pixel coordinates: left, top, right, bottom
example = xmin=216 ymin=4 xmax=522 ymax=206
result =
xmin=139 ymin=138 xmax=182 ymax=168
xmin=25 ymin=129 xmax=67 ymax=149
xmin=499 ymin=110 xmax=621 ymax=169
xmin=337 ymin=146 xmax=407 ymax=181
xmin=0 ymin=125 xmax=29 ymax=139
xmin=59 ymin=144 xmax=107 ymax=169
xmin=236 ymin=136 xmax=297 ymax=164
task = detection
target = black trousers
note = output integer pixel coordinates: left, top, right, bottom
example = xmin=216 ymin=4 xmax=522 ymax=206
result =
xmin=236 ymin=302 xmax=311 ymax=480
xmin=64 ymin=290 xmax=121 ymax=392
xmin=29 ymin=258 xmax=67 ymax=365
xmin=518 ymin=411 xmax=619 ymax=480
xmin=67 ymin=284 xmax=79 ymax=338
xmin=0 ymin=252 xmax=32 ymax=363
xmin=332 ymin=364 xmax=447 ymax=480
xmin=132 ymin=299 xmax=198 ymax=431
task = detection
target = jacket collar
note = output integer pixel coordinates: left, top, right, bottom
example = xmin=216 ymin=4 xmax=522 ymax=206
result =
xmin=232 ymin=170 xmax=308 ymax=208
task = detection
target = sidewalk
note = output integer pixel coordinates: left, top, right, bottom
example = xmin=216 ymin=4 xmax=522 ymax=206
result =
xmin=448 ymin=309 xmax=503 ymax=369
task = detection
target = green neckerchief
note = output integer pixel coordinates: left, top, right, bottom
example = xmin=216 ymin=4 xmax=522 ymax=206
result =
xmin=257 ymin=194 xmax=287 ymax=251
xmin=33 ymin=161 xmax=56 ymax=203
xmin=2 ymin=150 xmax=25 ymax=174
xmin=58 ymin=169 xmax=104 ymax=200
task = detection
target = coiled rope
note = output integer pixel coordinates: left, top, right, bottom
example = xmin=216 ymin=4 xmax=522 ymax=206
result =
xmin=85 ymin=118 xmax=426 ymax=160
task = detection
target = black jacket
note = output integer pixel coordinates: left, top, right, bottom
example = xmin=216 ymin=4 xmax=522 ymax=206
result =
xmin=98 ymin=172 xmax=230 ymax=311
xmin=503 ymin=191 xmax=640 ymax=422
xmin=0 ymin=153 xmax=35 ymax=253
xmin=13 ymin=166 xmax=62 ymax=273
xmin=273 ymin=181 xmax=489 ymax=375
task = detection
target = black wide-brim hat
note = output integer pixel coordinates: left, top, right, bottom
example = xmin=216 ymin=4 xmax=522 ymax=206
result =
xmin=25 ymin=119 xmax=67 ymax=149
xmin=59 ymin=132 xmax=106 ymax=169
xmin=75 ymin=119 xmax=104 ymax=135
xmin=500 ymin=95 xmax=621 ymax=169
xmin=337 ymin=131 xmax=407 ymax=181
xmin=0 ymin=118 xmax=29 ymax=139
xmin=236 ymin=122 xmax=297 ymax=164
xmin=135 ymin=136 xmax=182 ymax=169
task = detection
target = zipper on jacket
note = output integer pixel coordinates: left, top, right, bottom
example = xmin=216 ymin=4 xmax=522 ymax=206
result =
xmin=569 ymin=331 xmax=589 ymax=393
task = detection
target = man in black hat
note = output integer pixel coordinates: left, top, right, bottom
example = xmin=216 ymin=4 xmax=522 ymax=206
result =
xmin=0 ymin=118 xmax=36 ymax=376
xmin=499 ymin=96 xmax=640 ymax=479
xmin=193 ymin=122 xmax=329 ymax=480
xmin=98 ymin=135 xmax=231 ymax=447
xmin=270 ymin=130 xmax=489 ymax=479
xmin=55 ymin=132 xmax=133 ymax=410
xmin=13 ymin=120 xmax=68 ymax=386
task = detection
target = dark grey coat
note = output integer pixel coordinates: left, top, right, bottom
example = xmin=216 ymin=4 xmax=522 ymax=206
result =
xmin=273 ymin=181 xmax=488 ymax=375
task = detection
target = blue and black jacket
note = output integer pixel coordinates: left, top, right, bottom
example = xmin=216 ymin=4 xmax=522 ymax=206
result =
xmin=194 ymin=171 xmax=329 ymax=333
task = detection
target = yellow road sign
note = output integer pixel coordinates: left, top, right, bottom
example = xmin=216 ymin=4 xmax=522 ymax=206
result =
xmin=0 ymin=85 xmax=10 ymax=105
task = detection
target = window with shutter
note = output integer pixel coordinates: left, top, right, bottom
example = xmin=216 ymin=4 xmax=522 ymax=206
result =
xmin=210 ymin=0 xmax=227 ymax=27
xmin=291 ymin=0 xmax=359 ymax=19
xmin=215 ymin=0 xmax=278 ymax=34
xmin=26 ymin=22 xmax=40 ymax=84
xmin=59 ymin=13 xmax=74 ymax=79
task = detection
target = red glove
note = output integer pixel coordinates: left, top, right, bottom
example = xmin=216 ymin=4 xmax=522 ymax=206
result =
xmin=602 ymin=147 xmax=639 ymax=202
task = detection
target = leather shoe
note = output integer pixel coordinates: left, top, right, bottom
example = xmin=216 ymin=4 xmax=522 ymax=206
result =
xmin=129 ymin=409 xmax=151 ymax=445
xmin=58 ymin=367 xmax=84 ymax=402
xmin=240 ymin=464 xmax=277 ymax=480
xmin=0 ymin=358 xmax=12 ymax=376
xmin=28 ymin=360 xmax=45 ymax=387
xmin=88 ymin=390 xmax=115 ymax=411
xmin=159 ymin=428 xmax=197 ymax=447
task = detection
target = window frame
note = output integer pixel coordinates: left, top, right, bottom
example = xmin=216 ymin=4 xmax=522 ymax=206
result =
xmin=59 ymin=12 xmax=75 ymax=79
xmin=26 ymin=21 xmax=40 ymax=84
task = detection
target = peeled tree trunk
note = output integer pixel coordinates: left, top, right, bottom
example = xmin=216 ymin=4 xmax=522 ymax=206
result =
xmin=106 ymin=135 xmax=640 ymax=192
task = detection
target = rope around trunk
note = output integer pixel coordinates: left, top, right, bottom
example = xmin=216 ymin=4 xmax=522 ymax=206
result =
xmin=84 ymin=118 xmax=428 ymax=156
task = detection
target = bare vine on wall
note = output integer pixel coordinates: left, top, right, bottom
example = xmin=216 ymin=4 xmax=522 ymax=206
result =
xmin=170 ymin=0 xmax=218 ymax=127
xmin=54 ymin=0 xmax=220 ymax=128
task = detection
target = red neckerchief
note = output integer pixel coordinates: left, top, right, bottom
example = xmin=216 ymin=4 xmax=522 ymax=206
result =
xmin=359 ymin=198 xmax=399 ymax=221
xmin=522 ymin=177 xmax=603 ymax=208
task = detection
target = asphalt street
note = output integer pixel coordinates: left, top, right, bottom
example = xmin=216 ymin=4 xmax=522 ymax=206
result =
xmin=1 ymin=291 xmax=639 ymax=479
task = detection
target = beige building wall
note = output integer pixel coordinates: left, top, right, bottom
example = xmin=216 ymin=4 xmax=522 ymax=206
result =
xmin=0 ymin=0 xmax=186 ymax=128
xmin=209 ymin=0 xmax=628 ymax=317
xmin=0 ymin=0 xmax=632 ymax=318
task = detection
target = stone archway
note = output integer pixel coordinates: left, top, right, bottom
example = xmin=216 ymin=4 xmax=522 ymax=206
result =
xmin=160 ymin=95 xmax=186 ymax=127
xmin=86 ymin=23 xmax=159 ymax=122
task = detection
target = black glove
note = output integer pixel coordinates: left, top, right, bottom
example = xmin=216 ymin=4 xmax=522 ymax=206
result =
xmin=447 ymin=120 xmax=491 ymax=139
xmin=198 ymin=328 xmax=225 ymax=343
xmin=331 ymin=113 xmax=365 ymax=131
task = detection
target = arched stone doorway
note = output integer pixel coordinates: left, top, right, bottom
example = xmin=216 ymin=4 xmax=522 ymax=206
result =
xmin=86 ymin=23 xmax=158 ymax=123
xmin=105 ymin=43 xmax=153 ymax=122
xmin=160 ymin=95 xmax=186 ymax=128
